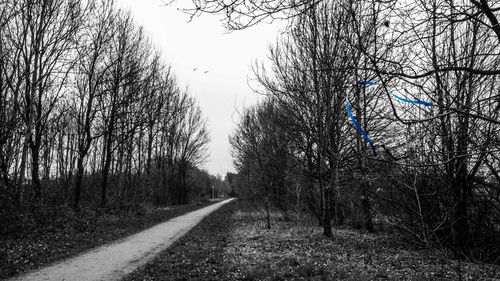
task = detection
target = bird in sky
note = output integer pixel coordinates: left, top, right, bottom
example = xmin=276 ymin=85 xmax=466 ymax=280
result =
xmin=193 ymin=68 xmax=198 ymax=71
xmin=204 ymin=70 xmax=209 ymax=73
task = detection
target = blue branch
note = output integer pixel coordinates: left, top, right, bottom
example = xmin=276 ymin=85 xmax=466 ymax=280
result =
xmin=346 ymin=100 xmax=377 ymax=156
xmin=393 ymin=94 xmax=431 ymax=106
xmin=353 ymin=81 xmax=378 ymax=86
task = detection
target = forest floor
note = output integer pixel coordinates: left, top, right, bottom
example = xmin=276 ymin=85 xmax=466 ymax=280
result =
xmin=0 ymin=199 xmax=220 ymax=280
xmin=124 ymin=200 xmax=500 ymax=281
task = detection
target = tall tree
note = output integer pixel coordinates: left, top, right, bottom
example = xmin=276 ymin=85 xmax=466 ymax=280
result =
xmin=72 ymin=0 xmax=116 ymax=210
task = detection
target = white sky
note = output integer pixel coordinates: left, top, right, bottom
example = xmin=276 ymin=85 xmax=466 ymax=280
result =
xmin=116 ymin=0 xmax=284 ymax=177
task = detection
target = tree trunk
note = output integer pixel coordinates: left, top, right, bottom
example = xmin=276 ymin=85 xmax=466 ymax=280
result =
xmin=453 ymin=159 xmax=470 ymax=250
xmin=323 ymin=185 xmax=332 ymax=236
xmin=361 ymin=188 xmax=374 ymax=233
xmin=101 ymin=133 xmax=113 ymax=207
xmin=31 ymin=144 xmax=42 ymax=200
xmin=101 ymin=155 xmax=111 ymax=207
xmin=73 ymin=156 xmax=85 ymax=211
xmin=265 ymin=194 xmax=271 ymax=229
xmin=17 ymin=138 xmax=29 ymax=204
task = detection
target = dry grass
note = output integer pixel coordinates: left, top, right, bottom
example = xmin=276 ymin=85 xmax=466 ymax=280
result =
xmin=0 ymin=200 xmax=217 ymax=279
xmin=126 ymin=201 xmax=500 ymax=281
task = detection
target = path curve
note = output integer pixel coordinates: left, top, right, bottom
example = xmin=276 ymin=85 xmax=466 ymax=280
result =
xmin=9 ymin=198 xmax=235 ymax=281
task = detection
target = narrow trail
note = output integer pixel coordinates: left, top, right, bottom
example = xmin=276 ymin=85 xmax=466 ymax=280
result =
xmin=9 ymin=198 xmax=235 ymax=281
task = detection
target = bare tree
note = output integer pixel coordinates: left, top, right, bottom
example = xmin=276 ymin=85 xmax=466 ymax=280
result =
xmin=98 ymin=10 xmax=149 ymax=207
xmin=71 ymin=0 xmax=116 ymax=210
xmin=1 ymin=0 xmax=85 ymax=200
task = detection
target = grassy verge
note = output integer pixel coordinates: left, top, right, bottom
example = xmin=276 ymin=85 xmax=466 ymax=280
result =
xmin=125 ymin=200 xmax=500 ymax=281
xmin=0 ymin=199 xmax=219 ymax=279
xmin=123 ymin=199 xmax=238 ymax=281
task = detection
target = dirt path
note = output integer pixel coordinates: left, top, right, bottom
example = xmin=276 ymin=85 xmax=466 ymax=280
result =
xmin=8 ymin=198 xmax=234 ymax=281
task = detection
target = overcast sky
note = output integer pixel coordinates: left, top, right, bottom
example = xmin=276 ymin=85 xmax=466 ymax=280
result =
xmin=116 ymin=0 xmax=283 ymax=177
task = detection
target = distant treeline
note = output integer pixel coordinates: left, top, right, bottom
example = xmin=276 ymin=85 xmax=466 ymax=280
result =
xmin=226 ymin=0 xmax=500 ymax=264
xmin=0 ymin=0 xmax=212 ymax=212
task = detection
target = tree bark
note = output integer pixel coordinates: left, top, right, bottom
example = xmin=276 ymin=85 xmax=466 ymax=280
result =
xmin=73 ymin=156 xmax=85 ymax=211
